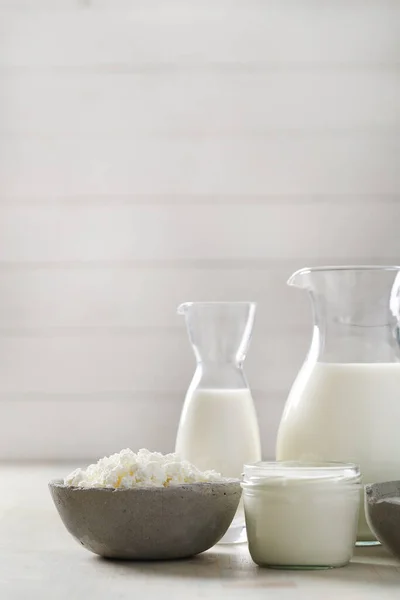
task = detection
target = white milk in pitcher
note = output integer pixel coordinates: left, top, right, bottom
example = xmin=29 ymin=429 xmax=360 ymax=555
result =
xmin=276 ymin=362 xmax=400 ymax=540
xmin=175 ymin=388 xmax=261 ymax=478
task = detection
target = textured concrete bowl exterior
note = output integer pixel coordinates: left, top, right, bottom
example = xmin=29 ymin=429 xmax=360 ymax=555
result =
xmin=49 ymin=479 xmax=241 ymax=560
xmin=365 ymin=481 xmax=400 ymax=560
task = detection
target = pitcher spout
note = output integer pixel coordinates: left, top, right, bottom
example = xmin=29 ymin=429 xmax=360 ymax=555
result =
xmin=287 ymin=267 xmax=315 ymax=290
xmin=177 ymin=302 xmax=192 ymax=316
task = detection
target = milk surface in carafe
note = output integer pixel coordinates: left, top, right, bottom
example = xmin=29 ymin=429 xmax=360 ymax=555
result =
xmin=276 ymin=362 xmax=400 ymax=540
xmin=176 ymin=388 xmax=261 ymax=478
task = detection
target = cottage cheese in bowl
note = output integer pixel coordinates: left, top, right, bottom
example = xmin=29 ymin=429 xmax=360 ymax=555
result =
xmin=64 ymin=448 xmax=224 ymax=489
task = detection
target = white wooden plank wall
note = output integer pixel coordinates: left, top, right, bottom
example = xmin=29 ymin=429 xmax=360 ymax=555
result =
xmin=0 ymin=0 xmax=399 ymax=460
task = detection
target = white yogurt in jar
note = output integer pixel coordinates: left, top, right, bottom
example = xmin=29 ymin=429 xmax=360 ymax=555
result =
xmin=242 ymin=462 xmax=360 ymax=569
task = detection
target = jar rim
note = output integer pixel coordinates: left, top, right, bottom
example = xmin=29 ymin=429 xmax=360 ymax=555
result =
xmin=243 ymin=461 xmax=360 ymax=484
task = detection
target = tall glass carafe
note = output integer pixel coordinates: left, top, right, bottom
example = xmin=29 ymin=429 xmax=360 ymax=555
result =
xmin=175 ymin=302 xmax=261 ymax=543
xmin=276 ymin=266 xmax=400 ymax=543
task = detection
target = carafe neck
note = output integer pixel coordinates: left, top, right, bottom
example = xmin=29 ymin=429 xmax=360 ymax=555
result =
xmin=178 ymin=301 xmax=256 ymax=364
xmin=191 ymin=362 xmax=249 ymax=390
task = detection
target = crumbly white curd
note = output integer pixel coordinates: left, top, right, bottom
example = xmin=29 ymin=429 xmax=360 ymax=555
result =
xmin=64 ymin=448 xmax=223 ymax=489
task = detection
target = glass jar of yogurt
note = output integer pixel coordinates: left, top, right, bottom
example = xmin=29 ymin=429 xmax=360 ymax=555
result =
xmin=242 ymin=461 xmax=361 ymax=569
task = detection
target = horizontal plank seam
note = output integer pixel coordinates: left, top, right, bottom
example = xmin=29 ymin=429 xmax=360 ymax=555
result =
xmin=1 ymin=0 xmax=399 ymax=10
xmin=0 ymin=194 xmax=398 ymax=206
xmin=2 ymin=129 xmax=400 ymax=139
xmin=0 ymin=390 xmax=285 ymax=402
xmin=1 ymin=63 xmax=400 ymax=75
xmin=0 ymin=325 xmax=310 ymax=336
xmin=0 ymin=0 xmax=400 ymax=10
xmin=0 ymin=258 xmax=395 ymax=270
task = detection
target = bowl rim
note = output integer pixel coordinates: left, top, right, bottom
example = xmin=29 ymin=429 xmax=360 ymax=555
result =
xmin=365 ymin=480 xmax=400 ymax=503
xmin=48 ymin=477 xmax=241 ymax=492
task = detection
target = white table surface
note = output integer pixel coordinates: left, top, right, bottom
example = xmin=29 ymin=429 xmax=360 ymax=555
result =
xmin=1 ymin=464 xmax=400 ymax=600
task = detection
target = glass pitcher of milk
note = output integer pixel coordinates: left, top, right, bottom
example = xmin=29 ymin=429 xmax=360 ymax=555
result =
xmin=175 ymin=302 xmax=261 ymax=543
xmin=276 ymin=266 xmax=400 ymax=543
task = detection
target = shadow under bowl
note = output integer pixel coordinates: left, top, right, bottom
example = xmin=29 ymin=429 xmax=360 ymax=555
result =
xmin=365 ymin=481 xmax=400 ymax=560
xmin=49 ymin=479 xmax=241 ymax=560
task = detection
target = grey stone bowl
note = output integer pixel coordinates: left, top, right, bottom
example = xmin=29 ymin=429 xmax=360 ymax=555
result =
xmin=49 ymin=479 xmax=241 ymax=560
xmin=365 ymin=481 xmax=400 ymax=560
